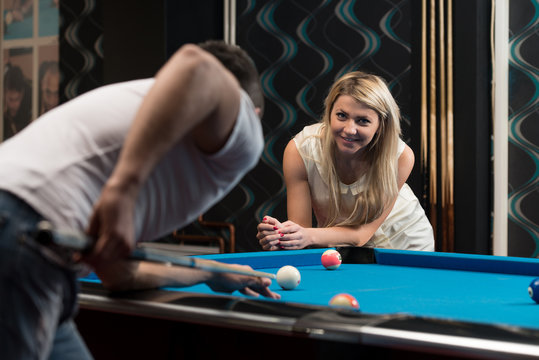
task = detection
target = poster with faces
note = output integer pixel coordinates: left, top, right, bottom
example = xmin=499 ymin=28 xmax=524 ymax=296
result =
xmin=1 ymin=0 xmax=59 ymax=141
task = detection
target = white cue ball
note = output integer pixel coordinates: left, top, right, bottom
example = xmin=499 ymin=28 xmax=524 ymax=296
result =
xmin=276 ymin=265 xmax=301 ymax=290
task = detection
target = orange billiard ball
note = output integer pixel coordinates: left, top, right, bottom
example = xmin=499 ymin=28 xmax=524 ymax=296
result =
xmin=329 ymin=293 xmax=360 ymax=310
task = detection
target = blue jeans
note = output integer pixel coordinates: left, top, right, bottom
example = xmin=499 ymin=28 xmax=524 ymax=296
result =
xmin=0 ymin=191 xmax=93 ymax=360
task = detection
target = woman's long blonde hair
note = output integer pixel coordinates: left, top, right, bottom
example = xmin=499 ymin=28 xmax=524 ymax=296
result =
xmin=318 ymin=71 xmax=402 ymax=227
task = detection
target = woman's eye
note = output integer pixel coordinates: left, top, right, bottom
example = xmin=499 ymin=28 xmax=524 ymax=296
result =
xmin=336 ymin=112 xmax=346 ymax=119
xmin=356 ymin=117 xmax=370 ymax=124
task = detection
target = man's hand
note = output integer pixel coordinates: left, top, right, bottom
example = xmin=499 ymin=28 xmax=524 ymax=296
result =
xmin=84 ymin=183 xmax=137 ymax=267
xmin=206 ymin=264 xmax=281 ymax=299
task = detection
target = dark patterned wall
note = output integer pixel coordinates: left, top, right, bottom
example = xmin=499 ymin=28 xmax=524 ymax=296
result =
xmin=205 ymin=0 xmax=420 ymax=252
xmin=59 ymin=0 xmax=103 ymax=102
xmin=57 ymin=1 xmax=526 ymax=256
xmin=507 ymin=0 xmax=539 ymax=257
xmin=54 ymin=1 xmax=539 ymax=257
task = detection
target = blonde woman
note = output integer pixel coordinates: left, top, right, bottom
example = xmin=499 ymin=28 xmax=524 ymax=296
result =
xmin=257 ymin=71 xmax=434 ymax=251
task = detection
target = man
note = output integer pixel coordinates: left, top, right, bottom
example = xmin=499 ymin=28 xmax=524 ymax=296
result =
xmin=38 ymin=61 xmax=60 ymax=115
xmin=0 ymin=41 xmax=278 ymax=360
xmin=3 ymin=65 xmax=32 ymax=138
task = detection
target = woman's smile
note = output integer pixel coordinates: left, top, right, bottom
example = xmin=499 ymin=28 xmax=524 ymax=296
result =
xmin=330 ymin=95 xmax=380 ymax=156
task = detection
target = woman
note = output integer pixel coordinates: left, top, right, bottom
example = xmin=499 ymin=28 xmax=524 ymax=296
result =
xmin=257 ymin=71 xmax=434 ymax=251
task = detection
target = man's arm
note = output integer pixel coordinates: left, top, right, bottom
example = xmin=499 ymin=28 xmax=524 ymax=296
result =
xmin=95 ymin=260 xmax=280 ymax=299
xmin=85 ymin=44 xmax=242 ymax=267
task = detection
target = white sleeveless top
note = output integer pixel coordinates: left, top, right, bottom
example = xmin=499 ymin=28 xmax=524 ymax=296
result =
xmin=294 ymin=123 xmax=434 ymax=251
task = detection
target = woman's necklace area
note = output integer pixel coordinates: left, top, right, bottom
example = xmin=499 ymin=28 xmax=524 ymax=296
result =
xmin=335 ymin=154 xmax=369 ymax=185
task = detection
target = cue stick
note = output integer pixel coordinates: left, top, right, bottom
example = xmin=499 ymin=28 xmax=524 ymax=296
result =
xmin=34 ymin=221 xmax=276 ymax=279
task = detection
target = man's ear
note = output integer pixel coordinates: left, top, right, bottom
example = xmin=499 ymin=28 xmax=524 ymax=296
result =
xmin=255 ymin=107 xmax=262 ymax=117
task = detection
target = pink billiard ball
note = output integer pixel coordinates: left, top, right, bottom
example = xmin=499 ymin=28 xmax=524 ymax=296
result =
xmin=329 ymin=293 xmax=360 ymax=310
xmin=276 ymin=265 xmax=301 ymax=290
xmin=321 ymin=249 xmax=342 ymax=270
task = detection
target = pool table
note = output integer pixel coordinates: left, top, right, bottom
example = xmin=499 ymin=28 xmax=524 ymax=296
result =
xmin=76 ymin=248 xmax=539 ymax=359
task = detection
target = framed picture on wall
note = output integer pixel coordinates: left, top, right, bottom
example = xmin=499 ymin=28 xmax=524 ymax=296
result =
xmin=1 ymin=0 xmax=58 ymax=141
xmin=38 ymin=0 xmax=58 ymax=37
xmin=3 ymin=0 xmax=34 ymax=40
xmin=3 ymin=47 xmax=33 ymax=139
xmin=38 ymin=44 xmax=59 ymax=116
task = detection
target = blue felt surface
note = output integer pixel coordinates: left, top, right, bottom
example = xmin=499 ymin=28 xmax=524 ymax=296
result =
xmin=80 ymin=249 xmax=539 ymax=330
xmin=195 ymin=248 xmax=326 ymax=268
xmin=375 ymin=248 xmax=539 ymax=276
xmin=162 ymin=262 xmax=539 ymax=330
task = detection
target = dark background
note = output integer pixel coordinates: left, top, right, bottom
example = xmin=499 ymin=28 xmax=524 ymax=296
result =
xmin=58 ymin=0 xmax=538 ymax=257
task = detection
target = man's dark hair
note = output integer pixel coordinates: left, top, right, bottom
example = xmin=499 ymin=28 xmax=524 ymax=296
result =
xmin=199 ymin=40 xmax=264 ymax=116
xmin=4 ymin=65 xmax=26 ymax=92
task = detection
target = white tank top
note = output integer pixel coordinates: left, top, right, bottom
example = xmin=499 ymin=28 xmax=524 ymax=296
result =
xmin=0 ymin=79 xmax=263 ymax=242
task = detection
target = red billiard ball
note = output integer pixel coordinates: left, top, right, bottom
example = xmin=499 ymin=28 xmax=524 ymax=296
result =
xmin=329 ymin=293 xmax=360 ymax=310
xmin=528 ymin=278 xmax=539 ymax=303
xmin=321 ymin=249 xmax=342 ymax=270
